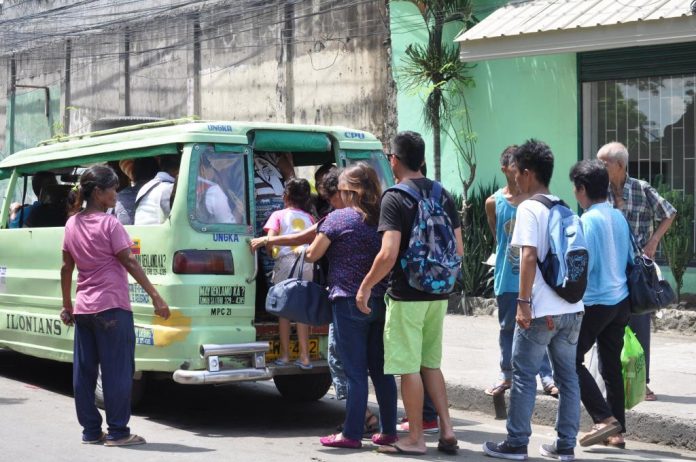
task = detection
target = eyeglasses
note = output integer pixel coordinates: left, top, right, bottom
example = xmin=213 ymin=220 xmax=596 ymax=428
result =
xmin=385 ymin=153 xmax=397 ymax=161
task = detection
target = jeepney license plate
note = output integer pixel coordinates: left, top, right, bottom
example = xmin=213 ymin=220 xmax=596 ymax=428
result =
xmin=267 ymin=338 xmax=320 ymax=361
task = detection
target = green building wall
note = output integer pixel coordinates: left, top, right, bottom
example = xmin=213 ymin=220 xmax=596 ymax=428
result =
xmin=390 ymin=1 xmax=577 ymax=205
xmin=390 ymin=0 xmax=693 ymax=293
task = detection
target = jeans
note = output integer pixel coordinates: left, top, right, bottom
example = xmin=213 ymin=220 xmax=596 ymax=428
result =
xmin=73 ymin=308 xmax=135 ymax=441
xmin=576 ymin=298 xmax=630 ymax=432
xmin=332 ymin=296 xmax=397 ymax=440
xmin=422 ymin=388 xmax=437 ymax=422
xmin=497 ymin=292 xmax=554 ymax=386
xmin=628 ymin=312 xmax=651 ymax=384
xmin=328 ymin=323 xmax=347 ymax=400
xmin=506 ymin=312 xmax=583 ymax=450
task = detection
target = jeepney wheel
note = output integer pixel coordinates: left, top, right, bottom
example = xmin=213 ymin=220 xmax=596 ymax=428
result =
xmin=95 ymin=367 xmax=146 ymax=410
xmin=273 ymin=373 xmax=332 ymax=402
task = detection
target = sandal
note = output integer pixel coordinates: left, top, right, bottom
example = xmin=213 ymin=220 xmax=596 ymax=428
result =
xmin=364 ymin=413 xmax=380 ymax=437
xmin=104 ymin=434 xmax=146 ymax=447
xmin=371 ymin=433 xmax=398 ymax=446
xmin=81 ymin=432 xmax=107 ymax=444
xmin=645 ymin=386 xmax=657 ymax=401
xmin=320 ymin=433 xmax=362 ymax=449
xmin=484 ymin=381 xmax=511 ymax=396
xmin=543 ymin=383 xmax=560 ymax=399
xmin=437 ymin=437 xmax=459 ymax=455
xmin=603 ymin=434 xmax=626 ymax=449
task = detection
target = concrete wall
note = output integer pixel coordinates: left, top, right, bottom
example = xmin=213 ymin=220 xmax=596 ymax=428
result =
xmin=0 ymin=0 xmax=395 ymax=154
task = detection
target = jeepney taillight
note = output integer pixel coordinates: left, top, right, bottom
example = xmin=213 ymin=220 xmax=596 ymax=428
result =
xmin=172 ymin=250 xmax=234 ymax=274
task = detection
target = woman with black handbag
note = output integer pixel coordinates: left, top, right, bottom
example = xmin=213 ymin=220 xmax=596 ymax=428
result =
xmin=305 ymin=163 xmax=398 ymax=450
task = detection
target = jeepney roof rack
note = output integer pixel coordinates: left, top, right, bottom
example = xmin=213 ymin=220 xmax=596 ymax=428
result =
xmin=37 ymin=116 xmax=200 ymax=147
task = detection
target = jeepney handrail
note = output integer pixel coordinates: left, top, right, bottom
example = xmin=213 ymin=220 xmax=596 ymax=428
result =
xmin=246 ymin=248 xmax=258 ymax=284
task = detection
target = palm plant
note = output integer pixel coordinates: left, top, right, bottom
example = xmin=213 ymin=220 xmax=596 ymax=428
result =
xmin=398 ymin=0 xmax=475 ymax=182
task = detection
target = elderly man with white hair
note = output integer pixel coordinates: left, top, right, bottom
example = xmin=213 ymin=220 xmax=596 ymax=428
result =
xmin=596 ymin=141 xmax=676 ymax=403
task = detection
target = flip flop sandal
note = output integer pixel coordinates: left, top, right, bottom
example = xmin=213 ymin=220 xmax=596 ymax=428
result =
xmin=579 ymin=422 xmax=621 ymax=447
xmin=376 ymin=443 xmax=426 ymax=455
xmin=543 ymin=384 xmax=560 ymax=399
xmin=645 ymin=388 xmax=657 ymax=401
xmin=274 ymin=359 xmax=289 ymax=366
xmin=363 ymin=413 xmax=380 ymax=437
xmin=484 ymin=382 xmax=511 ymax=396
xmin=104 ymin=434 xmax=146 ymax=447
xmin=603 ymin=437 xmax=626 ymax=449
xmin=437 ymin=438 xmax=459 ymax=455
xmin=81 ymin=432 xmax=107 ymax=444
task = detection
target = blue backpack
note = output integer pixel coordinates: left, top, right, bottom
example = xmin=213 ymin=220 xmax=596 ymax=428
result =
xmin=531 ymin=195 xmax=588 ymax=303
xmin=389 ymin=181 xmax=462 ymax=294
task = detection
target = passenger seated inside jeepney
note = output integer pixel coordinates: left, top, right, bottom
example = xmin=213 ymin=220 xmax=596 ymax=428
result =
xmin=8 ymin=171 xmax=59 ymax=228
xmin=134 ymin=155 xmax=180 ymax=225
xmin=195 ymin=149 xmax=245 ymax=224
xmin=115 ymin=157 xmax=158 ymax=225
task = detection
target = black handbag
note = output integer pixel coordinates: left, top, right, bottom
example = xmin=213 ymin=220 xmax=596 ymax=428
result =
xmin=627 ymin=233 xmax=676 ymax=315
xmin=265 ymin=250 xmax=332 ymax=326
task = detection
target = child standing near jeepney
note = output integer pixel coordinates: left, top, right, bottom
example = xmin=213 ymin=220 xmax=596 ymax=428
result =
xmin=263 ymin=178 xmax=315 ymax=369
xmin=60 ymin=165 xmax=170 ymax=446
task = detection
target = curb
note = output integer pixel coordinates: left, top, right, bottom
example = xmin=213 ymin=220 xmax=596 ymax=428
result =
xmin=445 ymin=381 xmax=696 ymax=452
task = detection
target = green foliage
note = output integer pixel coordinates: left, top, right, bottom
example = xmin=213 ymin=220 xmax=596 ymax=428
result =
xmin=453 ymin=180 xmax=498 ymax=297
xmin=397 ymin=0 xmax=475 ymax=181
xmin=660 ymin=189 xmax=694 ymax=301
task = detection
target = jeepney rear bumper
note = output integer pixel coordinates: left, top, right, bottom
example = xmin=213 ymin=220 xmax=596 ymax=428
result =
xmin=173 ymin=342 xmax=272 ymax=385
xmin=171 ymin=342 xmax=329 ymax=385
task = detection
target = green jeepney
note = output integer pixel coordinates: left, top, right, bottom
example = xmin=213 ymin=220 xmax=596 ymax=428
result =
xmin=0 ymin=118 xmax=393 ymax=401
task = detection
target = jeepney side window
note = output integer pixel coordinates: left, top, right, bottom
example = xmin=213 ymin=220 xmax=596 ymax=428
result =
xmin=195 ymin=145 xmax=247 ymax=225
xmin=343 ymin=151 xmax=393 ymax=192
xmin=7 ymin=171 xmax=71 ymax=228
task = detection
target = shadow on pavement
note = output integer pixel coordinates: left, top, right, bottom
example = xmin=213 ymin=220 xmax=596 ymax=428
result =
xmin=114 ymin=443 xmax=215 ymax=453
xmin=650 ymin=394 xmax=696 ymax=405
xmin=585 ymin=446 xmax=696 ymax=461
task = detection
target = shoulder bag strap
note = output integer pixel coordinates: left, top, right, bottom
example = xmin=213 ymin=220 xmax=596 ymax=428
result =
xmin=134 ymin=179 xmax=162 ymax=209
xmin=288 ymin=248 xmax=307 ymax=280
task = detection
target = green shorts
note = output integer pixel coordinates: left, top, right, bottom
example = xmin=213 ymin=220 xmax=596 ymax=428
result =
xmin=383 ymin=296 xmax=447 ymax=375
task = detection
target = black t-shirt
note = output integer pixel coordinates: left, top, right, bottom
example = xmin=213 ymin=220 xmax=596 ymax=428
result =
xmin=378 ymin=178 xmax=461 ymax=301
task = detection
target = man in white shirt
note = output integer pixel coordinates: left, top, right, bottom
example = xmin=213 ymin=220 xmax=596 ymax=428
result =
xmin=483 ymin=140 xmax=584 ymax=462
xmin=134 ymin=155 xmax=180 ymax=225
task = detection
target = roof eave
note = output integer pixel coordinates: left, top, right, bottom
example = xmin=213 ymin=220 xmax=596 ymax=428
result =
xmin=457 ymin=15 xmax=696 ymax=62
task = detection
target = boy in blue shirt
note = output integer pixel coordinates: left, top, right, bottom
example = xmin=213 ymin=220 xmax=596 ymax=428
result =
xmin=570 ymin=160 xmax=633 ymax=449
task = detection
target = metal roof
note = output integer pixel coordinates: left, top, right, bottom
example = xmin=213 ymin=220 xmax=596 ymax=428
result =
xmin=455 ymin=0 xmax=696 ymax=61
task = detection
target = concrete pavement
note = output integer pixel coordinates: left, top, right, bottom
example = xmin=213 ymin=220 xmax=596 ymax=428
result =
xmin=2 ymin=348 xmax=695 ymax=462
xmin=440 ymin=314 xmax=696 ymax=451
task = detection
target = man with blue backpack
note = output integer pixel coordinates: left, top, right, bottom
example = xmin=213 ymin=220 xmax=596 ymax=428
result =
xmin=483 ymin=140 xmax=586 ymax=462
xmin=357 ymin=131 xmax=463 ymax=456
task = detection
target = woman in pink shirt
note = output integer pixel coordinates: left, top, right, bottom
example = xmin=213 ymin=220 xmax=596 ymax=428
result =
xmin=60 ymin=165 xmax=170 ymax=446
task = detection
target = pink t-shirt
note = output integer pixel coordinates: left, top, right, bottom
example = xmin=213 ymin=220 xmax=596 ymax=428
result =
xmin=62 ymin=212 xmax=133 ymax=314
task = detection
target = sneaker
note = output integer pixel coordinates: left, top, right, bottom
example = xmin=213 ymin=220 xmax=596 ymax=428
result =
xmin=482 ymin=441 xmax=528 ymax=460
xmin=396 ymin=418 xmax=439 ymax=434
xmin=540 ymin=443 xmax=575 ymax=461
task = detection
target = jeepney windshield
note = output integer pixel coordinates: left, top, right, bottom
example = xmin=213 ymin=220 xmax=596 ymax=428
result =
xmin=342 ymin=150 xmax=392 ymax=192
xmin=194 ymin=145 xmax=247 ymax=225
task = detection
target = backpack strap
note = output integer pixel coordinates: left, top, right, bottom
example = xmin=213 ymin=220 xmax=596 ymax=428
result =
xmin=386 ymin=183 xmax=422 ymax=202
xmin=430 ymin=181 xmax=443 ymax=203
xmin=530 ymin=194 xmax=567 ymax=209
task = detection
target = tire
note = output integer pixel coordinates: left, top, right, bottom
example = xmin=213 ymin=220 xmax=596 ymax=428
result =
xmin=273 ymin=373 xmax=332 ymax=402
xmin=95 ymin=367 xmax=146 ymax=410
xmin=91 ymin=116 xmax=164 ymax=132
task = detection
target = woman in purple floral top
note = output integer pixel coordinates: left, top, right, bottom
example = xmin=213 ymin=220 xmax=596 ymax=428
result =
xmin=306 ymin=163 xmax=397 ymax=450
